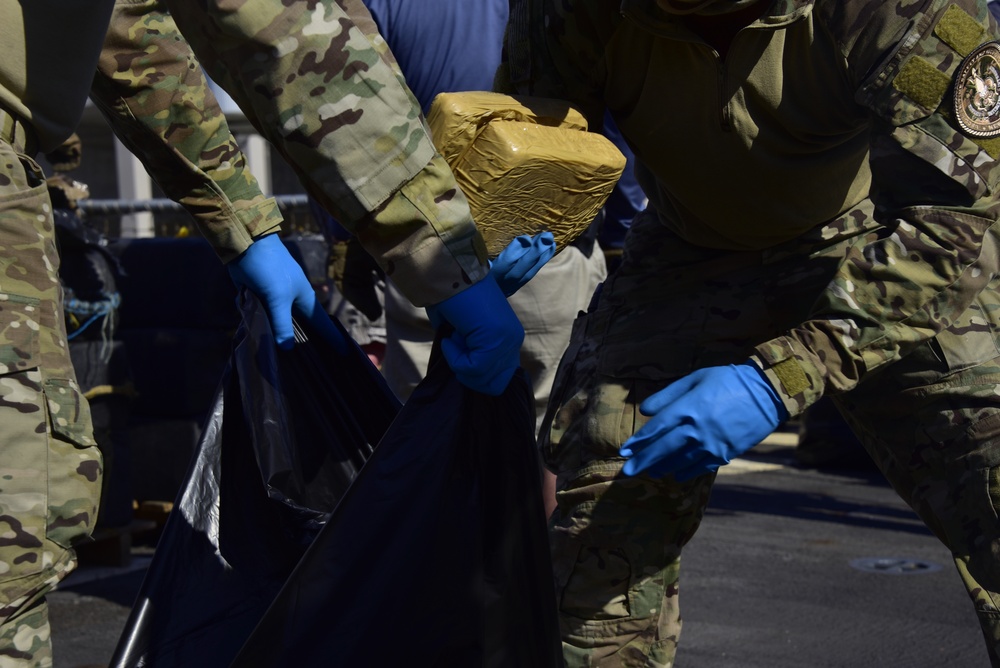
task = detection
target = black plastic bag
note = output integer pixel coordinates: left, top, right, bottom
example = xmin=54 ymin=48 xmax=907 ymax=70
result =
xmin=111 ymin=290 xmax=561 ymax=667
xmin=232 ymin=342 xmax=562 ymax=667
xmin=110 ymin=291 xmax=399 ymax=667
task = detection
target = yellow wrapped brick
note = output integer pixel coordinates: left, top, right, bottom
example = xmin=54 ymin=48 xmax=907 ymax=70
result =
xmin=428 ymin=91 xmax=589 ymax=164
xmin=426 ymin=91 xmax=625 ymax=257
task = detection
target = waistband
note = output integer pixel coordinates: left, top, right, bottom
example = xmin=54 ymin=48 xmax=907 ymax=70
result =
xmin=0 ymin=105 xmax=38 ymax=157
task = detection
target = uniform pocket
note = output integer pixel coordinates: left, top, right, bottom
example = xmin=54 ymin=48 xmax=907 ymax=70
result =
xmin=42 ymin=377 xmax=101 ymax=551
xmin=0 ymin=295 xmax=49 ymax=591
xmin=560 ymin=544 xmax=634 ymax=620
xmin=932 ymin=293 xmax=1000 ymax=376
xmin=0 ymin=290 xmax=101 ymax=597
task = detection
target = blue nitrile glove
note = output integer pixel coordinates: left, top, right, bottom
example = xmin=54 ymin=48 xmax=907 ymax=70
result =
xmin=619 ymin=362 xmax=788 ymax=481
xmin=228 ymin=233 xmax=343 ymax=351
xmin=425 ymin=274 xmax=525 ymax=395
xmin=490 ymin=232 xmax=556 ymax=297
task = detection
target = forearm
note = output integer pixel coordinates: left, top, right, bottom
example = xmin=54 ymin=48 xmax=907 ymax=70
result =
xmin=755 ymin=0 xmax=1000 ymax=417
xmin=162 ymin=0 xmax=490 ymax=298
xmin=755 ymin=198 xmax=1000 ymax=418
xmin=90 ymin=0 xmax=281 ymax=263
xmin=355 ymin=153 xmax=490 ymax=307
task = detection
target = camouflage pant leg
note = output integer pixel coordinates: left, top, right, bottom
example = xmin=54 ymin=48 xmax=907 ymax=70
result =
xmin=0 ymin=594 xmax=52 ymax=668
xmin=539 ymin=221 xmax=757 ymax=668
xmin=0 ymin=141 xmax=102 ymax=666
xmin=836 ymin=277 xmax=1000 ymax=666
xmin=539 ymin=210 xmax=873 ymax=667
xmin=542 ymin=359 xmax=716 ymax=668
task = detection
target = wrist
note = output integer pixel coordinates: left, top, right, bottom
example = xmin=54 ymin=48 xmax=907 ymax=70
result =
xmin=739 ymin=360 xmax=789 ymax=423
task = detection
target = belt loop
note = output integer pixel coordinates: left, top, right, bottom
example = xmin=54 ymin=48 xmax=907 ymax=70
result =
xmin=0 ymin=105 xmax=39 ymax=157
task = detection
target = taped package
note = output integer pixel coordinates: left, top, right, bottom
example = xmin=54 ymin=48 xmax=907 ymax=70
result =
xmin=427 ymin=91 xmax=626 ymax=257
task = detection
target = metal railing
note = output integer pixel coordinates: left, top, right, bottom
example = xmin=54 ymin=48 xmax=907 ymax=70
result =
xmin=78 ymin=194 xmax=311 ymax=216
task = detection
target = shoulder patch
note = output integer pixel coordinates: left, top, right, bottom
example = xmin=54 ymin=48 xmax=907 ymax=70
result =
xmin=934 ymin=3 xmax=986 ymax=56
xmin=953 ymin=41 xmax=1000 ymax=138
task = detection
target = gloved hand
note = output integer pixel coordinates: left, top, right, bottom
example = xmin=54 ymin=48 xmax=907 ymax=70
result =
xmin=425 ymin=274 xmax=525 ymax=395
xmin=490 ymin=231 xmax=556 ymax=297
xmin=619 ymin=362 xmax=788 ymax=481
xmin=228 ymin=233 xmax=344 ymax=351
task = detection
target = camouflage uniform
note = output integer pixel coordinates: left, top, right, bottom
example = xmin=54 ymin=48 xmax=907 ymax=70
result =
xmin=163 ymin=0 xmax=491 ymax=307
xmin=0 ymin=1 xmax=112 ymax=664
xmin=94 ymin=0 xmax=493 ymax=296
xmin=504 ymin=0 xmax=1000 ymax=665
xmin=1 ymin=0 xmax=494 ymax=664
xmin=0 ymin=2 xmax=282 ymax=662
xmin=0 ymin=102 xmax=102 ymax=668
xmin=90 ymin=0 xmax=285 ymax=263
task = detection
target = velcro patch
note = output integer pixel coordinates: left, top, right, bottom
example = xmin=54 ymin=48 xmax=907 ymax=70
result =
xmin=934 ymin=4 xmax=986 ymax=57
xmin=975 ymin=135 xmax=1000 ymax=157
xmin=894 ymin=56 xmax=952 ymax=110
xmin=771 ymin=358 xmax=810 ymax=398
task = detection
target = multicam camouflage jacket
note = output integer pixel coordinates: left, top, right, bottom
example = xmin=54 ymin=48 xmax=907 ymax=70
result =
xmin=504 ymin=0 xmax=1000 ymax=416
xmin=162 ymin=0 xmax=490 ymax=306
xmin=91 ymin=0 xmax=283 ymax=263
xmin=2 ymin=0 xmax=488 ymax=305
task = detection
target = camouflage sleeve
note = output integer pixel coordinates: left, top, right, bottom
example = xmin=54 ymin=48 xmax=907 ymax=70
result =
xmin=162 ymin=0 xmax=489 ymax=307
xmin=500 ymin=0 xmax=613 ymax=131
xmin=89 ymin=0 xmax=282 ymax=264
xmin=753 ymin=0 xmax=1000 ymax=417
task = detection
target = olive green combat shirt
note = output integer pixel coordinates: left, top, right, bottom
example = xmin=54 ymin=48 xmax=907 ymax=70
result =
xmin=506 ymin=0 xmax=1000 ymax=416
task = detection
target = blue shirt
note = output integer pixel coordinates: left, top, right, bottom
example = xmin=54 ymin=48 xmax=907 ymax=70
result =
xmin=364 ymin=0 xmax=508 ymax=112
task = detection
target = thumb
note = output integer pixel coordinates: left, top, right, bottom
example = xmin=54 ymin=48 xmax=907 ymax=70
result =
xmin=263 ymin=293 xmax=296 ymax=350
xmin=296 ymin=290 xmax=352 ymax=356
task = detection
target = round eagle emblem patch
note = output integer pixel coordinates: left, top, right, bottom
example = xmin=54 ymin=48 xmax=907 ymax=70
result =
xmin=955 ymin=41 xmax=1000 ymax=138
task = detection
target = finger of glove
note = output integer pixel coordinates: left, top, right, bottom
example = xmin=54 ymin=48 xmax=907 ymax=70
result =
xmin=440 ymin=334 xmax=517 ymax=396
xmin=622 ymin=421 xmax=701 ymax=476
xmin=263 ymin=294 xmax=296 ymax=350
xmin=441 ymin=332 xmax=511 ymax=389
xmin=619 ymin=419 xmax=670 ymax=457
xmin=498 ymin=234 xmax=534 ymax=261
xmin=639 ymin=373 xmax=701 ymax=415
xmin=630 ymin=443 xmax=716 ymax=480
xmin=228 ymin=235 xmax=298 ymax=349
xmin=508 ymin=234 xmax=556 ymax=282
xmin=492 ymin=235 xmax=532 ymax=271
xmin=652 ymin=439 xmax=728 ymax=479
xmin=492 ymin=239 xmax=533 ymax=296
xmin=532 ymin=230 xmax=556 ymax=256
xmin=294 ymin=288 xmax=352 ymax=356
xmin=624 ymin=389 xmax=699 ymax=456
xmin=267 ymin=266 xmax=320 ymax=351
xmin=521 ymin=231 xmax=556 ymax=269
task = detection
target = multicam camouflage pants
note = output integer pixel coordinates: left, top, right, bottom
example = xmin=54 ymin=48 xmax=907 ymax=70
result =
xmin=541 ymin=209 xmax=1000 ymax=667
xmin=0 ymin=135 xmax=102 ymax=668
